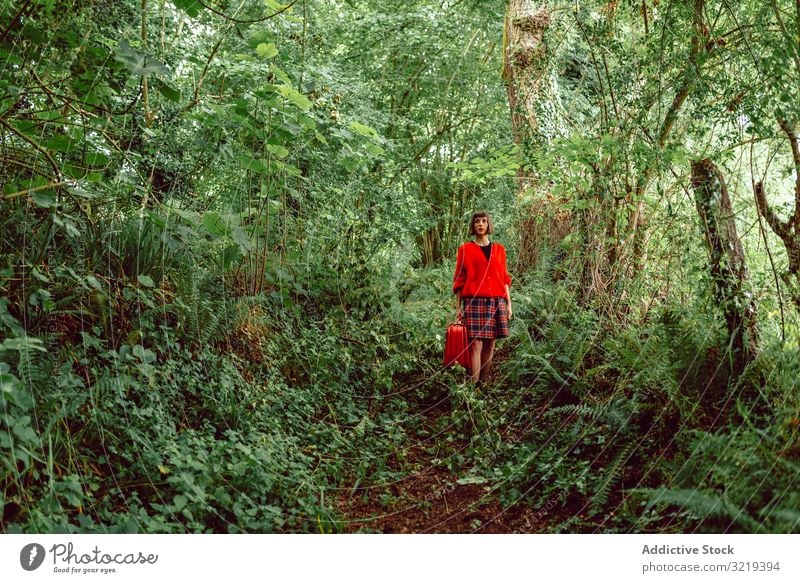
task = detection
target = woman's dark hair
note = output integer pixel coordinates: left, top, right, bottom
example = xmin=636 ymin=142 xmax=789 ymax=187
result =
xmin=469 ymin=211 xmax=494 ymax=236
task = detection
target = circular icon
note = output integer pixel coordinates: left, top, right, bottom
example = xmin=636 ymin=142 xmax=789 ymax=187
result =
xmin=20 ymin=543 xmax=46 ymax=571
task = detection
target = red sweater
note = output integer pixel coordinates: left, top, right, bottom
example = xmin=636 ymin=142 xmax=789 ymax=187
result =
xmin=452 ymin=241 xmax=512 ymax=299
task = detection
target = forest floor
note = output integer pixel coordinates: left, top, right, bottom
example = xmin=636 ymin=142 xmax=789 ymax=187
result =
xmin=335 ymin=351 xmax=565 ymax=533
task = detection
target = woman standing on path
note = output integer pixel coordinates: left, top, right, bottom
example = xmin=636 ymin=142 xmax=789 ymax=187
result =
xmin=452 ymin=211 xmax=513 ymax=384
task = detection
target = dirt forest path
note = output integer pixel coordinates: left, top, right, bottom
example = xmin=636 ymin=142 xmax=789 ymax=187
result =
xmin=335 ymin=350 xmax=553 ymax=533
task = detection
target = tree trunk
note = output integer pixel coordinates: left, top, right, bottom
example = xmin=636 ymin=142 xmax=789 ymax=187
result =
xmin=504 ymin=1 xmax=570 ymax=271
xmin=690 ymin=158 xmax=759 ymax=368
xmin=503 ymin=0 xmax=550 ymax=154
xmin=753 ymin=119 xmax=800 ymax=310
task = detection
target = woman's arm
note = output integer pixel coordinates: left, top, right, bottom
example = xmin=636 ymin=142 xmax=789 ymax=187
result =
xmin=453 ymin=244 xmax=466 ymax=320
xmin=453 ymin=244 xmax=467 ymax=295
xmin=502 ymin=246 xmax=512 ymax=318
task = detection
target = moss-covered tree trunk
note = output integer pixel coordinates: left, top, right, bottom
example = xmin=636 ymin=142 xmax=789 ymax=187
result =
xmin=503 ymin=0 xmax=570 ymax=270
xmin=691 ymin=158 xmax=759 ymax=368
xmin=503 ymin=0 xmax=550 ymax=152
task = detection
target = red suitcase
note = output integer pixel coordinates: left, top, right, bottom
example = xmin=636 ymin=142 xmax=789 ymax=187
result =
xmin=444 ymin=320 xmax=470 ymax=369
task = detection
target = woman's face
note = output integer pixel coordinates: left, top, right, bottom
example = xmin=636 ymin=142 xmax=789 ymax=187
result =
xmin=473 ymin=216 xmax=489 ymax=235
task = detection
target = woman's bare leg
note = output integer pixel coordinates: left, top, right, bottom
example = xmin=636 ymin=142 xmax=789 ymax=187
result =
xmin=479 ymin=339 xmax=496 ymax=381
xmin=469 ymin=339 xmax=483 ymax=382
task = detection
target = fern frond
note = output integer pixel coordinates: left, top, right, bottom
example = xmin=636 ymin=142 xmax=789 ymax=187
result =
xmin=590 ymin=441 xmax=635 ymax=515
xmin=636 ymin=487 xmax=761 ymax=532
xmin=545 ymin=403 xmax=606 ymax=422
xmin=759 ymin=507 xmax=800 ymax=534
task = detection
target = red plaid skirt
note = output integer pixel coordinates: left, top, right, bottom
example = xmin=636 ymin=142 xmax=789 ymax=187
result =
xmin=462 ymin=297 xmax=509 ymax=339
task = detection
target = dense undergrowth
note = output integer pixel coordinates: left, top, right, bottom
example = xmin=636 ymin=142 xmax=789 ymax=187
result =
xmin=1 ymin=241 xmax=435 ymax=532
xmin=479 ymin=258 xmax=800 ymax=533
xmin=2 ymin=245 xmax=798 ymax=533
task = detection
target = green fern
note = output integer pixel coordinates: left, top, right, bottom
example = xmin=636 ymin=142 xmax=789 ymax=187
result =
xmin=15 ymin=342 xmax=52 ymax=393
xmin=635 ymin=487 xmax=762 ymax=532
xmin=545 ymin=402 xmax=606 ymax=422
xmin=590 ymin=441 xmax=635 ymax=516
xmin=759 ymin=507 xmax=800 ymax=534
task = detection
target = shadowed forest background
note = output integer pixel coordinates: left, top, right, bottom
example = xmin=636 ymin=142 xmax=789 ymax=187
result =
xmin=1 ymin=0 xmax=799 ymax=533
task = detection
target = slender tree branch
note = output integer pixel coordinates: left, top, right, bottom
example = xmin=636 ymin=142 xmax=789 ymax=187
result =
xmin=141 ymin=0 xmax=154 ymax=127
xmin=753 ymin=181 xmax=791 ymax=242
xmin=0 ymin=118 xmax=62 ymax=180
xmin=778 ymin=117 xmax=800 ymax=232
xmin=0 ymin=151 xmax=53 ymax=178
xmin=0 ymin=0 xmax=34 ymax=42
xmin=195 ymin=0 xmax=299 ymax=24
xmin=17 ymin=66 xmax=142 ymax=118
xmin=181 ymin=31 xmax=228 ymax=114
xmin=642 ymin=0 xmax=649 ymax=36
xmin=1 ymin=181 xmax=74 ymax=201
xmin=751 ymin=140 xmax=785 ymax=342
xmin=636 ymin=0 xmax=707 ymax=198
xmin=768 ymin=0 xmax=800 ymax=77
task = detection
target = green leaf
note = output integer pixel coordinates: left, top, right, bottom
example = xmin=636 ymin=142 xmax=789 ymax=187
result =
xmin=0 ymin=337 xmax=47 ymax=354
xmin=274 ymin=160 xmax=302 ymax=176
xmin=247 ymin=30 xmax=276 ymax=49
xmin=0 ymin=49 xmax=22 ymax=67
xmin=266 ymin=144 xmax=289 ymax=158
xmin=339 ymin=156 xmax=360 ymax=171
xmin=203 ymin=212 xmax=231 ymax=237
xmin=85 ymin=275 xmax=103 ymax=290
xmin=348 ymin=121 xmax=379 ymax=139
xmin=256 ymin=42 xmax=279 ymax=59
xmin=132 ymin=344 xmax=156 ymax=364
xmin=364 ymin=142 xmax=384 ymax=156
xmin=31 ymin=191 xmax=57 ymax=208
xmin=84 ymin=151 xmax=111 ymax=167
xmin=22 ymin=25 xmax=46 ymax=44
xmin=456 ymin=475 xmax=488 ymax=485
xmin=173 ymin=495 xmax=188 ymax=511
xmin=231 ymin=226 xmax=254 ymax=252
xmin=115 ymin=40 xmax=169 ymax=77
xmin=137 ymin=274 xmax=155 ymax=288
xmin=265 ymin=0 xmax=290 ymax=12
xmin=67 ymin=185 xmax=95 ymax=199
xmin=278 ymin=85 xmax=312 ymax=111
xmin=12 ymin=424 xmax=40 ymax=445
xmin=330 ymin=127 xmax=353 ymax=140
xmin=239 ymin=155 xmax=267 ymax=174
xmin=171 ymin=0 xmax=204 ymax=17
xmin=221 ymin=244 xmax=242 ymax=269
xmin=0 ymin=373 xmax=18 ymax=393
xmin=280 ymin=121 xmax=302 ymax=135
xmin=11 ymin=120 xmax=37 ymax=135
xmin=154 ymin=78 xmax=181 ymax=102
xmin=52 ymin=214 xmax=81 ymax=237
xmin=45 ymin=135 xmax=76 ymax=152
xmin=275 ymin=267 xmax=293 ymax=281
xmin=298 ymin=114 xmax=317 ymax=130
xmin=270 ymin=64 xmax=292 ymax=86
